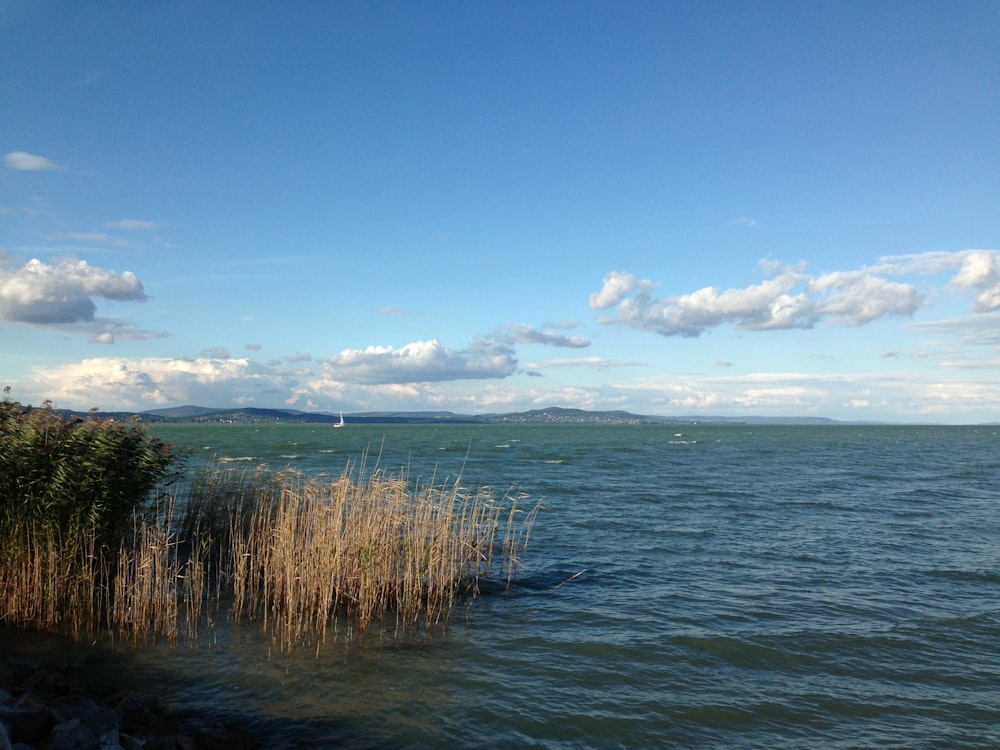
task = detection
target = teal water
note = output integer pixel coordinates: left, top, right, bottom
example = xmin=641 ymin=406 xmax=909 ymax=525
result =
xmin=12 ymin=424 xmax=1000 ymax=747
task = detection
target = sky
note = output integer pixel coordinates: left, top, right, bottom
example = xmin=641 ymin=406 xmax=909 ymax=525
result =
xmin=1 ymin=1 xmax=998 ymax=423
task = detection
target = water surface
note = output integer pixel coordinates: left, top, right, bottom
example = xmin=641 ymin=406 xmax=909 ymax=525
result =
xmin=11 ymin=423 xmax=1000 ymax=748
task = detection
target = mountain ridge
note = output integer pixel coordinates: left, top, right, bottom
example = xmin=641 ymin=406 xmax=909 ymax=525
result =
xmin=52 ymin=404 xmax=850 ymax=425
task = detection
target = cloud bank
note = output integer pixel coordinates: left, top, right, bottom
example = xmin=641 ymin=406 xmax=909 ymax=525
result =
xmin=23 ymin=353 xmax=1000 ymax=423
xmin=27 ymin=357 xmax=303 ymax=411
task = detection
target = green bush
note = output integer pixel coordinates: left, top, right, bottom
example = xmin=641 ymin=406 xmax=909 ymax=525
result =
xmin=0 ymin=388 xmax=177 ymax=551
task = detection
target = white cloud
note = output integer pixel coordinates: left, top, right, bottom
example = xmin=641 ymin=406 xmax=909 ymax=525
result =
xmin=974 ymin=286 xmax=1000 ymax=312
xmin=909 ymin=311 xmax=1000 ymax=348
xmin=951 ymin=251 xmax=1000 ymax=312
xmin=591 ymin=260 xmax=929 ymax=337
xmin=4 ymin=151 xmax=60 ymax=171
xmin=949 ymin=251 xmax=996 ymax=288
xmin=616 ymin=369 xmax=1000 ymax=422
xmin=500 ymin=323 xmax=590 ymax=348
xmin=14 ymin=351 xmax=1000 ymax=423
xmin=320 ymin=338 xmax=517 ymax=384
xmin=524 ymin=356 xmax=641 ymax=369
xmin=50 ymin=232 xmax=119 ymax=244
xmin=0 ymin=253 xmax=146 ymax=325
xmin=589 ymin=271 xmax=654 ymax=310
xmin=877 ymin=249 xmax=1000 ymax=312
xmin=591 ymin=265 xmax=819 ymax=336
xmin=808 ymin=270 xmax=921 ymax=324
xmin=105 ymin=219 xmax=161 ymax=231
xmin=86 ymin=321 xmax=169 ymax=344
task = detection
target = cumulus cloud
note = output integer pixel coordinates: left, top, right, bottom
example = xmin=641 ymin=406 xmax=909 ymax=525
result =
xmin=320 ymin=339 xmax=517 ymax=384
xmin=589 ymin=271 xmax=655 ymax=310
xmin=950 ymin=250 xmax=1000 ymax=311
xmin=4 ymin=151 xmax=60 ymax=171
xmin=877 ymin=249 xmax=1000 ymax=312
xmin=808 ymin=270 xmax=921 ymax=324
xmin=590 ymin=261 xmax=923 ymax=337
xmin=0 ymin=253 xmax=147 ymax=325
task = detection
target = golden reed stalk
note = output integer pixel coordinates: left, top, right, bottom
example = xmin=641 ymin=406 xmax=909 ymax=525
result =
xmin=0 ymin=461 xmax=538 ymax=650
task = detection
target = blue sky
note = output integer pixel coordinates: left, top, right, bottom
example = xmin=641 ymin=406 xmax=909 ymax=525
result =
xmin=2 ymin=1 xmax=998 ymax=423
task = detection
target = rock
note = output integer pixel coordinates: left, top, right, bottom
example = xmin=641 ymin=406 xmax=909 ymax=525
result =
xmin=53 ymin=697 xmax=121 ymax=739
xmin=20 ymin=668 xmax=49 ymax=692
xmin=0 ymin=654 xmax=263 ymax=750
xmin=0 ymin=704 xmax=54 ymax=743
xmin=113 ymin=692 xmax=160 ymax=735
xmin=47 ymin=716 xmax=100 ymax=750
xmin=99 ymin=726 xmax=122 ymax=748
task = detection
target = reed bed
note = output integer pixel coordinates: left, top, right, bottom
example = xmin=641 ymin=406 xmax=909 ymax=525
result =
xmin=183 ymin=462 xmax=537 ymax=644
xmin=1 ymin=460 xmax=537 ymax=648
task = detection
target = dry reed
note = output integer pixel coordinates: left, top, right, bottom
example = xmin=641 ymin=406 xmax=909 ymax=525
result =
xmin=187 ymin=461 xmax=538 ymax=645
xmin=0 ymin=460 xmax=538 ymax=649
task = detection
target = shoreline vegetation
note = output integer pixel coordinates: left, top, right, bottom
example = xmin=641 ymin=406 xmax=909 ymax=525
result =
xmin=0 ymin=392 xmax=539 ymax=651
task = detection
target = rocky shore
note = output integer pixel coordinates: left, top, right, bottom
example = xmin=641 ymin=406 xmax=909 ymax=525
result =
xmin=0 ymin=655 xmax=259 ymax=750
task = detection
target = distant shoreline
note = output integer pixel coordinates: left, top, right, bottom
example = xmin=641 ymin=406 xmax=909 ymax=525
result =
xmin=49 ymin=404 xmax=874 ymax=426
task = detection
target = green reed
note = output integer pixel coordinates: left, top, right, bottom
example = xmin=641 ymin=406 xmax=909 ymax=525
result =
xmin=0 ymin=390 xmax=176 ymax=638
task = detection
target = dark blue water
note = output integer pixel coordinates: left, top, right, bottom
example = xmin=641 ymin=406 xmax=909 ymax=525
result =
xmin=16 ymin=424 xmax=1000 ymax=748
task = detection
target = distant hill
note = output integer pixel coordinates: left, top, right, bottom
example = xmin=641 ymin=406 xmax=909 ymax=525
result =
xmin=49 ymin=404 xmax=846 ymax=425
xmin=142 ymin=406 xmax=341 ymax=424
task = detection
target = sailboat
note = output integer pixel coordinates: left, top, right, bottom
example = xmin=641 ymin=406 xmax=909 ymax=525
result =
xmin=334 ymin=411 xmax=345 ymax=428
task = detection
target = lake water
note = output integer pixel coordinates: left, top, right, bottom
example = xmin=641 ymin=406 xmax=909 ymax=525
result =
xmin=11 ymin=423 xmax=1000 ymax=748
